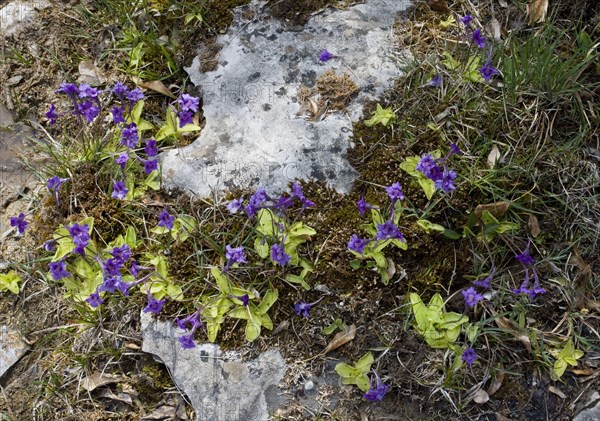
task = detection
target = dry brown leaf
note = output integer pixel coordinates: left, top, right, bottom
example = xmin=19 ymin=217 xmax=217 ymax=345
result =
xmin=495 ymin=316 xmax=532 ymax=352
xmin=81 ymin=372 xmax=123 ymax=391
xmin=138 ymin=80 xmax=176 ymax=99
xmin=474 ymin=201 xmax=510 ymax=222
xmin=487 ymin=370 xmax=505 ymax=396
xmin=426 ymin=0 xmax=451 ymax=14
xmin=548 ymin=385 xmax=566 ymax=399
xmin=141 ymin=405 xmax=177 ymax=420
xmin=77 ymin=60 xmax=106 ymax=85
xmin=488 ymin=145 xmax=501 ymax=168
xmin=528 ymin=214 xmax=541 ymax=237
xmin=324 ymin=324 xmax=356 ymax=353
xmin=527 ymin=0 xmax=549 ymax=24
xmin=97 ymin=388 xmax=133 ymax=405
xmin=486 ymin=18 xmax=502 ymax=41
xmin=571 ymin=368 xmax=596 ymax=376
xmin=473 ymin=388 xmax=490 ymax=404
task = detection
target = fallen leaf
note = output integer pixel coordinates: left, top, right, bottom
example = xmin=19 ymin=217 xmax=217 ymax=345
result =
xmin=271 ymin=320 xmax=289 ymax=335
xmin=528 ymin=214 xmax=541 ymax=237
xmin=495 ymin=316 xmax=532 ymax=352
xmin=324 ymin=324 xmax=356 ymax=353
xmin=97 ymin=388 xmax=133 ymax=405
xmin=487 ymin=369 xmax=505 ymax=396
xmin=77 ymin=60 xmax=106 ymax=85
xmin=498 ymin=0 xmax=508 ymax=7
xmin=548 ymin=385 xmax=566 ymax=399
xmin=141 ymin=405 xmax=177 ymax=420
xmin=527 ymin=0 xmax=549 ymax=24
xmin=486 ymin=18 xmax=502 ymax=41
xmin=138 ymin=80 xmax=176 ymax=99
xmin=474 ymin=201 xmax=510 ymax=221
xmin=426 ymin=0 xmax=451 ymax=14
xmin=81 ymin=372 xmax=123 ymax=392
xmin=488 ymin=145 xmax=501 ymax=168
xmin=571 ymin=368 xmax=596 ymax=376
xmin=473 ymin=388 xmax=490 ymax=403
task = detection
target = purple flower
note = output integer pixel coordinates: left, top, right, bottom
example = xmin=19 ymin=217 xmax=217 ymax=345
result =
xmin=130 ymin=259 xmax=142 ymax=277
xmin=179 ymin=334 xmax=196 ymax=349
xmin=47 ymin=175 xmax=68 ymax=192
xmin=78 ymin=84 xmax=102 ymax=99
xmin=472 ymin=29 xmax=486 ymax=48
xmin=46 ymin=103 xmax=59 ymax=125
xmin=56 ymin=82 xmax=80 ymax=100
xmin=433 ymin=168 xmax=457 ymax=192
xmin=245 ymin=188 xmax=269 ymax=217
xmin=103 ymin=257 xmax=123 ymax=276
xmin=386 ymin=182 xmax=405 ymax=202
xmin=86 ymin=291 xmax=104 ymax=308
xmin=416 ymin=154 xmax=438 ymax=177
xmin=176 ymin=309 xmax=203 ymax=332
xmin=225 ymin=245 xmax=247 ymax=266
xmin=449 ymin=143 xmax=462 ymax=156
xmin=462 ymin=287 xmax=483 ymax=307
xmin=479 ymin=61 xmax=499 ymax=83
xmin=319 ymin=49 xmax=334 ymax=62
xmin=68 ymin=223 xmax=90 ymax=254
xmin=515 ymin=242 xmax=535 ymax=266
xmin=49 ymin=261 xmax=70 ymax=281
xmin=271 ymin=243 xmax=291 ymax=266
xmin=426 ymin=74 xmax=443 ymax=88
xmin=376 ymin=221 xmax=403 ymax=241
xmin=120 ymin=123 xmax=138 ymax=148
xmin=234 ymin=294 xmax=250 ymax=307
xmin=294 ymin=297 xmax=323 ymax=318
xmin=144 ymin=139 xmax=158 ymax=157
xmin=178 ymin=93 xmax=200 ymax=113
xmin=10 ymin=213 xmax=28 ymax=234
xmin=363 ymin=370 xmax=389 ymax=402
xmin=274 ymin=195 xmax=294 ymax=211
xmin=473 ymin=268 xmax=495 ymax=288
xmin=158 ymin=209 xmax=175 ymax=231
xmin=291 ymin=182 xmax=305 ymax=200
xmin=43 ymin=239 xmax=56 ymax=251
xmin=110 ymin=244 xmax=132 ymax=263
xmin=178 ymin=110 xmax=194 ymax=127
xmin=125 ymin=87 xmax=144 ymax=104
xmin=227 ymin=198 xmax=243 ymax=214
xmin=111 ymin=81 xmax=129 ymax=99
xmin=76 ymin=100 xmax=100 ymax=123
xmin=111 ymin=180 xmax=128 ymax=200
xmin=144 ymin=296 xmax=166 ymax=314
xmin=356 ymin=196 xmax=373 ymax=217
xmin=115 ymin=152 xmax=129 ymax=169
xmin=110 ymin=106 xmax=125 ymax=125
xmin=348 ymin=234 xmax=370 ymax=255
xmin=459 ymin=15 xmax=474 ymax=27
xmin=143 ymin=158 xmax=158 ymax=174
xmin=98 ymin=274 xmax=121 ymax=293
xmin=115 ymin=279 xmax=133 ymax=296
xmin=461 ymin=347 xmax=478 ymax=366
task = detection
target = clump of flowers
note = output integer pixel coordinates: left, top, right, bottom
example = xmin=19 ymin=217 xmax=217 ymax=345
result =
xmin=415 ymin=144 xmax=461 ymax=193
xmin=512 ymin=241 xmax=546 ymax=300
xmin=363 ymin=370 xmax=390 ymax=402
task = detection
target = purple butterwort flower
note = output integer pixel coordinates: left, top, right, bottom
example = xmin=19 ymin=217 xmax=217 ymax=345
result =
xmin=46 ymin=103 xmax=59 ymax=125
xmin=78 ymin=83 xmax=101 ymax=99
xmin=459 ymin=15 xmax=474 ymax=27
xmin=245 ymin=188 xmax=269 ymax=217
xmin=529 ymin=269 xmax=546 ymax=299
xmin=130 ymin=259 xmax=142 ymax=277
xmin=56 ymin=82 xmax=80 ymax=100
xmin=179 ymin=334 xmax=196 ymax=349
xmin=103 ymin=257 xmax=123 ymax=276
xmin=111 ymin=81 xmax=129 ymax=99
xmin=110 ymin=106 xmax=125 ymax=124
xmin=227 ymin=198 xmax=243 ymax=214
xmin=376 ymin=221 xmax=403 ymax=241
xmin=479 ymin=61 xmax=499 ymax=83
xmin=115 ymin=152 xmax=129 ymax=169
xmin=98 ymin=274 xmax=121 ymax=293
xmin=472 ymin=28 xmax=486 ymax=48
xmin=86 ymin=290 xmax=104 ymax=308
xmin=120 ymin=122 xmax=138 ymax=148
xmin=386 ymin=182 xmax=405 ymax=202
xmin=234 ymin=293 xmax=250 ymax=307
xmin=274 ymin=195 xmax=294 ymax=211
xmin=112 ymin=180 xmax=128 ymax=200
xmin=225 ymin=245 xmax=247 ymax=266
xmin=434 ymin=168 xmax=457 ymax=192
xmin=449 ymin=143 xmax=462 ymax=156
xmin=158 ymin=209 xmax=175 ymax=231
xmin=143 ymin=158 xmax=158 ymax=174
xmin=356 ymin=196 xmax=373 ymax=217
xmin=178 ymin=110 xmax=194 ymax=127
xmin=10 ymin=213 xmax=28 ymax=234
xmin=416 ymin=154 xmax=438 ymax=177
xmin=473 ymin=268 xmax=495 ymax=288
xmin=125 ymin=87 xmax=144 ymax=104
xmin=49 ymin=261 xmax=70 ymax=281
xmin=300 ymin=197 xmax=315 ymax=208
xmin=47 ymin=175 xmax=68 ymax=192
xmin=291 ymin=182 xmax=305 ymax=200
xmin=348 ymin=234 xmax=370 ymax=254
xmin=43 ymin=239 xmax=56 ymax=251
xmin=76 ymin=100 xmax=100 ymax=123
xmin=427 ymin=73 xmax=443 ymax=88
xmin=144 ymin=139 xmax=158 ymax=157
xmin=176 ymin=309 xmax=203 ymax=331
xmin=144 ymin=295 xmax=166 ymax=315
xmin=462 ymin=347 xmax=478 ymax=366
xmin=462 ymin=287 xmax=483 ymax=307
xmin=319 ymin=49 xmax=334 ymax=62
xmin=515 ymin=242 xmax=535 ymax=266
xmin=294 ymin=297 xmax=323 ymax=318
xmin=178 ymin=93 xmax=200 ymax=113
xmin=271 ymin=243 xmax=291 ymax=266
xmin=363 ymin=370 xmax=390 ymax=402
xmin=115 ymin=279 xmax=133 ymax=296
xmin=110 ymin=244 xmax=132 ymax=263
xmin=68 ymin=223 xmax=90 ymax=254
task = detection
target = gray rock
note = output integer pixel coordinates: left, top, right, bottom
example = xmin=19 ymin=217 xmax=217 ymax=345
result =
xmin=0 ymin=1 xmax=50 ymax=36
xmin=161 ymin=0 xmax=412 ymax=199
xmin=0 ymin=325 xmax=29 ymax=379
xmin=573 ymin=391 xmax=600 ymax=421
xmin=141 ymin=312 xmax=287 ymax=421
